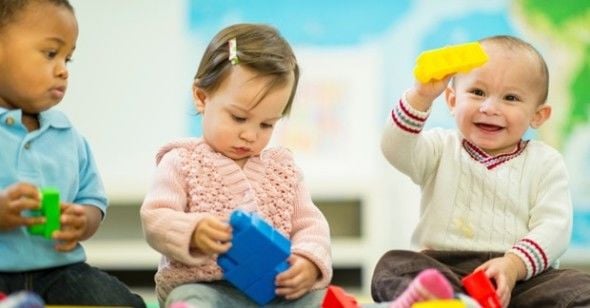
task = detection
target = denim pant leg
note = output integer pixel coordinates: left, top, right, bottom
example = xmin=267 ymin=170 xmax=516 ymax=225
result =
xmin=37 ymin=262 xmax=145 ymax=308
xmin=166 ymin=281 xmax=259 ymax=308
xmin=0 ymin=275 xmax=9 ymax=293
xmin=266 ymin=288 xmax=326 ymax=307
xmin=166 ymin=280 xmax=327 ymax=308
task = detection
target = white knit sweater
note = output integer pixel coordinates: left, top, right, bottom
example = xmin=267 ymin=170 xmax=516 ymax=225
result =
xmin=381 ymin=98 xmax=572 ymax=279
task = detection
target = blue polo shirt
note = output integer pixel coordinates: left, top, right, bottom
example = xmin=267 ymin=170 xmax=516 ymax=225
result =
xmin=0 ymin=107 xmax=108 ymax=271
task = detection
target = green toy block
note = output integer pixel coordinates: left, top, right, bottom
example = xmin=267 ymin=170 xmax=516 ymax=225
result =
xmin=28 ymin=187 xmax=60 ymax=238
xmin=414 ymin=41 xmax=488 ymax=83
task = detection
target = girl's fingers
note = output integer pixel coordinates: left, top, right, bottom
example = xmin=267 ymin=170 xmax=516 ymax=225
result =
xmin=209 ymin=240 xmax=231 ymax=253
xmin=276 ymin=285 xmax=305 ymax=300
xmin=285 ymin=288 xmax=306 ymax=300
xmin=203 ymin=227 xmax=232 ymax=242
xmin=199 ymin=237 xmax=231 ymax=254
xmin=276 ymin=264 xmax=297 ymax=284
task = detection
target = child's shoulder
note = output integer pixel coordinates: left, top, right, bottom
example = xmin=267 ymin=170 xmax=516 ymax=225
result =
xmin=40 ymin=109 xmax=87 ymax=144
xmin=525 ymin=139 xmax=564 ymax=161
xmin=155 ymin=137 xmax=207 ymax=164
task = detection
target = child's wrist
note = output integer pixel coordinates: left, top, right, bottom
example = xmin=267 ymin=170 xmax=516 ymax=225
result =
xmin=406 ymin=88 xmax=434 ymax=112
xmin=505 ymin=253 xmax=527 ymax=281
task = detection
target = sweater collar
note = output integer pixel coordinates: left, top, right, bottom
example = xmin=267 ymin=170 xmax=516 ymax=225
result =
xmin=462 ymin=139 xmax=528 ymax=170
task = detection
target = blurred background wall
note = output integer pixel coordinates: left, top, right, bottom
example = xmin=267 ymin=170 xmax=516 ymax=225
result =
xmin=64 ymin=0 xmax=590 ymax=299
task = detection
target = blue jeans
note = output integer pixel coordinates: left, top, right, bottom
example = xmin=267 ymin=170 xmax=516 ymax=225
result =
xmin=165 ymin=280 xmax=326 ymax=308
xmin=0 ymin=262 xmax=145 ymax=307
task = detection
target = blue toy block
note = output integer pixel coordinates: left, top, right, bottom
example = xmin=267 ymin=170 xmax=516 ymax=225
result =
xmin=217 ymin=209 xmax=291 ymax=305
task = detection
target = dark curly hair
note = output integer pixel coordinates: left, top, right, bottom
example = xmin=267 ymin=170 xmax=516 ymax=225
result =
xmin=0 ymin=0 xmax=73 ymax=28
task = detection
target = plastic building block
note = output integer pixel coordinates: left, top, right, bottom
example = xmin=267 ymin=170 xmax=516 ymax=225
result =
xmin=0 ymin=291 xmax=44 ymax=308
xmin=414 ymin=41 xmax=488 ymax=83
xmin=27 ymin=187 xmax=60 ymax=239
xmin=321 ymin=285 xmax=359 ymax=308
xmin=217 ymin=209 xmax=291 ymax=306
xmin=461 ymin=270 xmax=501 ymax=308
xmin=412 ymin=299 xmax=466 ymax=308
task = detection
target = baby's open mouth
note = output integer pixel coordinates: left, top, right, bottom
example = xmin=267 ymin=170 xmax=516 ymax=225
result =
xmin=476 ymin=123 xmax=503 ymax=131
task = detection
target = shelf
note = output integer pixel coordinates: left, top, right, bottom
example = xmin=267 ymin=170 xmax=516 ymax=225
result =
xmin=331 ymin=238 xmax=367 ymax=266
xmin=83 ymin=240 xmax=160 ymax=269
xmin=84 ymin=238 xmax=366 ymax=270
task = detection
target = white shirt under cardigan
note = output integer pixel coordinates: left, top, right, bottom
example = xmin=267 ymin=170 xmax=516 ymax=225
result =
xmin=381 ymin=97 xmax=572 ymax=280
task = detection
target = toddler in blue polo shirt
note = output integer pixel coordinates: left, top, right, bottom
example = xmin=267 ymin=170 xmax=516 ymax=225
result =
xmin=0 ymin=0 xmax=144 ymax=306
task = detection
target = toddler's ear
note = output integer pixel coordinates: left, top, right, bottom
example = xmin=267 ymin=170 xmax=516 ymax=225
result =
xmin=192 ymin=85 xmax=208 ymax=113
xmin=444 ymin=85 xmax=456 ymax=114
xmin=530 ymin=104 xmax=551 ymax=129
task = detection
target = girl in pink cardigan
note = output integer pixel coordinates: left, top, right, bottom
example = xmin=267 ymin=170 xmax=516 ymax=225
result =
xmin=140 ymin=23 xmax=332 ymax=307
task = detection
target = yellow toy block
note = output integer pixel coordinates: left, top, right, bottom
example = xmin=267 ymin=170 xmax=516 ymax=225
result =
xmin=414 ymin=42 xmax=488 ymax=83
xmin=412 ymin=299 xmax=466 ymax=308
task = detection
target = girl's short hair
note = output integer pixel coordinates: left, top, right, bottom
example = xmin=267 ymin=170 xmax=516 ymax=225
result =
xmin=194 ymin=23 xmax=299 ymax=116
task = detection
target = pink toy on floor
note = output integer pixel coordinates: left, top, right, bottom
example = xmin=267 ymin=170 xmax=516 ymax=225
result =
xmin=390 ymin=268 xmax=454 ymax=308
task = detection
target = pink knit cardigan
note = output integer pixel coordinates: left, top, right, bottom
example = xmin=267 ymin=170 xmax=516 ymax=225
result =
xmin=140 ymin=138 xmax=332 ymax=300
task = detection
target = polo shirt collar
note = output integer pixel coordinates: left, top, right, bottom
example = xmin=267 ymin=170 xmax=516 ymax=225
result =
xmin=0 ymin=108 xmax=71 ymax=129
xmin=39 ymin=109 xmax=71 ymax=129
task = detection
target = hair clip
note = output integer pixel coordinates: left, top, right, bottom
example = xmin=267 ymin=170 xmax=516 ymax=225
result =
xmin=229 ymin=38 xmax=239 ymax=65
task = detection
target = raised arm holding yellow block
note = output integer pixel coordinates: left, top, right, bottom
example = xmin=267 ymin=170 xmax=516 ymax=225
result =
xmin=413 ymin=41 xmax=488 ymax=83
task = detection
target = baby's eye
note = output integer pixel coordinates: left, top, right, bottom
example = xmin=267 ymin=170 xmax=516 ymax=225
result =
xmin=504 ymin=94 xmax=520 ymax=102
xmin=470 ymin=88 xmax=485 ymax=96
xmin=231 ymin=115 xmax=246 ymax=123
xmin=261 ymin=123 xmax=274 ymax=129
xmin=45 ymin=50 xmax=58 ymax=59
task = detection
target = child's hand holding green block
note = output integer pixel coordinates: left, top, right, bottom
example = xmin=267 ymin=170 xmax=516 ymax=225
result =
xmin=28 ymin=187 xmax=60 ymax=238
